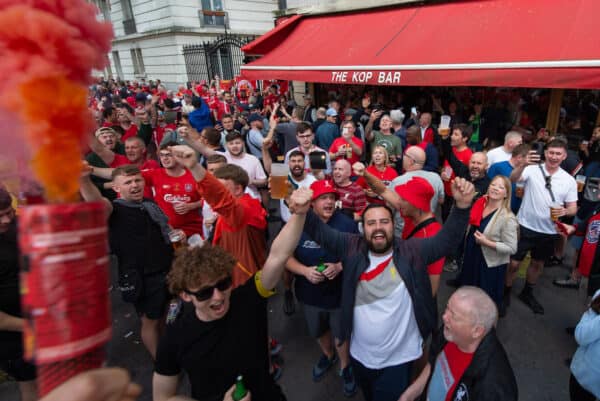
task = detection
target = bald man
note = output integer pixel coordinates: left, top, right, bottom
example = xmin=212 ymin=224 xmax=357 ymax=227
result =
xmin=400 ymin=287 xmax=517 ymax=401
xmin=332 ymin=159 xmax=367 ymax=220
xmin=390 ymin=146 xmax=445 ymax=236
xmin=468 ymin=152 xmax=491 ymax=197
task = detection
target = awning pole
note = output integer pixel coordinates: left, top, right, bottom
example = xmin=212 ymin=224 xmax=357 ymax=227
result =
xmin=545 ymin=89 xmax=564 ymax=135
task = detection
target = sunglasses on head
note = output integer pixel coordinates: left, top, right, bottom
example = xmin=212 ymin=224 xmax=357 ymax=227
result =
xmin=184 ymin=276 xmax=232 ymax=301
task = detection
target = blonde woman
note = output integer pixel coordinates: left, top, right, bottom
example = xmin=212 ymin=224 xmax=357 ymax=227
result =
xmin=355 ymin=145 xmax=397 ymax=205
xmin=457 ymin=175 xmax=518 ymax=313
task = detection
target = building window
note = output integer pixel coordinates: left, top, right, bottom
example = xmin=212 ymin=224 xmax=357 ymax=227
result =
xmin=201 ymin=0 xmax=225 ymax=26
xmin=112 ymin=51 xmax=123 ymax=79
xmin=121 ymin=0 xmax=137 ymax=34
xmin=130 ymin=48 xmax=145 ymax=76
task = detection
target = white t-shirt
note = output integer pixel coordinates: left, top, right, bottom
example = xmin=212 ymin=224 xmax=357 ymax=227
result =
xmin=486 ymin=146 xmax=512 ymax=168
xmin=284 ymin=146 xmax=332 ymax=175
xmin=224 ymin=152 xmax=266 ymax=200
xmin=517 ymin=164 xmax=578 ymax=234
xmin=351 ymin=252 xmax=423 ymax=369
xmin=280 ymin=173 xmax=317 ymax=222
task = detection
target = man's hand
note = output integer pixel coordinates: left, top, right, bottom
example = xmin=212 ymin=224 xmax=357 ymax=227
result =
xmin=352 ymin=162 xmax=366 ymax=177
xmin=305 ymin=267 xmax=325 ymax=284
xmin=40 ymin=368 xmax=141 ymax=401
xmin=524 ymin=150 xmax=541 ymax=166
xmin=173 ymin=202 xmax=191 ymax=215
xmin=223 ymin=385 xmax=251 ymax=401
xmin=322 ymin=262 xmax=342 ymax=280
xmin=370 ymin=110 xmax=383 ymax=121
xmin=81 ymin=160 xmax=93 ymax=179
xmin=169 ymin=145 xmax=198 ymax=170
xmin=451 ymin=177 xmax=476 ymax=208
xmin=287 ymin=187 xmax=312 ymax=215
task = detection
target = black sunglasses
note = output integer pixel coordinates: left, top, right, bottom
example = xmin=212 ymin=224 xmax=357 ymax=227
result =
xmin=184 ymin=276 xmax=232 ymax=301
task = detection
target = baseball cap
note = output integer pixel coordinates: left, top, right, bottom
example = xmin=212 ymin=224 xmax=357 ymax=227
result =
xmin=344 ymin=108 xmax=358 ymax=117
xmin=394 ymin=177 xmax=434 ymax=212
xmin=326 ymin=108 xmax=338 ymax=117
xmin=247 ymin=113 xmax=263 ymax=124
xmin=310 ymin=180 xmax=338 ymax=201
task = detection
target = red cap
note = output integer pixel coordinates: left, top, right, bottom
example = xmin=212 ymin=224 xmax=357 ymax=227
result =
xmin=394 ymin=177 xmax=434 ymax=212
xmin=310 ymin=180 xmax=338 ymax=201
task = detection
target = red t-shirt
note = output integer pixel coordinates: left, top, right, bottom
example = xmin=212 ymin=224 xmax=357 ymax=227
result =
xmin=110 ymin=156 xmax=159 ymax=199
xmin=428 ymin=342 xmax=474 ymax=401
xmin=141 ymin=168 xmax=203 ymax=237
xmin=154 ymin=123 xmax=177 ymax=147
xmin=443 ymin=147 xmax=472 ymax=196
xmin=121 ymin=124 xmax=139 ymax=142
xmin=329 ymin=137 xmax=364 ymax=166
xmin=355 ymin=165 xmax=398 ymax=205
xmin=402 ymin=218 xmax=445 ymax=275
xmin=263 ymin=94 xmax=278 ymax=110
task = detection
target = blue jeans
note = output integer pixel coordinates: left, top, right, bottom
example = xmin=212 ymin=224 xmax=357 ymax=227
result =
xmin=351 ymin=357 xmax=412 ymax=401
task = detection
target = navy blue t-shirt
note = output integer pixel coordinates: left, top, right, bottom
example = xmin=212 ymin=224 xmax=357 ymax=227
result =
xmin=293 ymin=211 xmax=358 ymax=309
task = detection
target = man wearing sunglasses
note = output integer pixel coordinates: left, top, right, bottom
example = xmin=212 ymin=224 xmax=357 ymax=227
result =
xmin=507 ymin=139 xmax=578 ymax=315
xmin=152 ymin=160 xmax=312 ymax=401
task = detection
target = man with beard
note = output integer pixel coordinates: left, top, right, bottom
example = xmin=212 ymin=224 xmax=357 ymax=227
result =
xmin=262 ymin=148 xmax=317 ymax=223
xmin=301 ymin=175 xmax=476 ymax=401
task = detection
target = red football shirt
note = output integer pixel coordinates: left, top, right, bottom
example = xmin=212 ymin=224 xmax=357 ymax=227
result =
xmin=355 ymin=165 xmax=398 ymax=205
xmin=329 ymin=137 xmax=364 ymax=166
xmin=443 ymin=147 xmax=472 ymax=196
xmin=141 ymin=168 xmax=203 ymax=237
xmin=577 ymin=212 xmax=600 ymax=277
xmin=402 ymin=219 xmax=445 ymax=275
xmin=121 ymin=124 xmax=139 ymax=142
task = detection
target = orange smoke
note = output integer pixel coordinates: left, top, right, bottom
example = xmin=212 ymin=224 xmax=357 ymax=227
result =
xmin=0 ymin=0 xmax=113 ymax=202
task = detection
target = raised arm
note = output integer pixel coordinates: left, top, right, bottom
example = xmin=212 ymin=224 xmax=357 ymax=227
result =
xmin=418 ymin=178 xmax=474 ymax=264
xmin=260 ymin=188 xmax=312 ymax=290
xmin=89 ymin=133 xmax=116 ymax=166
xmin=353 ymin=162 xmax=401 ymax=209
xmin=79 ymin=164 xmax=113 ymax=216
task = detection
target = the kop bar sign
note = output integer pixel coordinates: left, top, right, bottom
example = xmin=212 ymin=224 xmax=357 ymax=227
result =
xmin=330 ymin=71 xmax=401 ymax=85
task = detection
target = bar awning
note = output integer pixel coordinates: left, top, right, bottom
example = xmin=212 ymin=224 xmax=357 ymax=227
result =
xmin=241 ymin=0 xmax=600 ymax=88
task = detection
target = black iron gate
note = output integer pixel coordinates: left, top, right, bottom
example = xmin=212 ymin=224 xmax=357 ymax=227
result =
xmin=183 ymin=33 xmax=255 ymax=82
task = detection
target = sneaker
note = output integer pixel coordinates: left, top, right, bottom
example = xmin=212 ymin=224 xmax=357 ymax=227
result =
xmin=270 ymin=338 xmax=282 ymax=356
xmin=443 ymin=260 xmax=458 ymax=273
xmin=271 ymin=362 xmax=283 ymax=381
xmin=340 ymin=366 xmax=357 ymax=397
xmin=312 ymin=353 xmax=338 ymax=382
xmin=545 ymin=256 xmax=563 ymax=267
xmin=553 ymin=276 xmax=580 ymax=289
xmin=518 ymin=291 xmax=544 ymax=314
xmin=283 ymin=289 xmax=295 ymax=315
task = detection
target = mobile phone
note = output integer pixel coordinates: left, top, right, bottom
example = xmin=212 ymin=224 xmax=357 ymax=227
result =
xmin=533 ymin=142 xmax=545 ymax=158
xmin=309 ymin=151 xmax=327 ymax=170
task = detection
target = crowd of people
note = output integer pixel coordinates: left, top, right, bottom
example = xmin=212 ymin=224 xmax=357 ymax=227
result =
xmin=1 ymin=78 xmax=600 ymax=401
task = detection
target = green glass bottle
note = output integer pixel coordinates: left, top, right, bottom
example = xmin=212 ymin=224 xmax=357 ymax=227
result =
xmin=232 ymin=375 xmax=247 ymax=401
xmin=316 ymin=258 xmax=326 ymax=273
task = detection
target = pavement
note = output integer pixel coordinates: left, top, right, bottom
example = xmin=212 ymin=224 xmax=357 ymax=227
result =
xmin=0 ymin=222 xmax=591 ymax=401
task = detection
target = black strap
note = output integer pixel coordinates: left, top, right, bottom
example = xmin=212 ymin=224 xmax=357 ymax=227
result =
xmin=405 ymin=217 xmax=437 ymax=240
xmin=538 ymin=164 xmax=556 ymax=202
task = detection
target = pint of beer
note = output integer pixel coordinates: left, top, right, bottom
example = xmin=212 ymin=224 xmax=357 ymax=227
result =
xmin=550 ymin=202 xmax=562 ymax=222
xmin=270 ymin=163 xmax=290 ymax=200
xmin=439 ymin=115 xmax=451 ymax=138
xmin=515 ymin=182 xmax=525 ymax=198
xmin=169 ymin=229 xmax=187 ymax=250
xmin=576 ymin=175 xmax=586 ymax=192
xmin=439 ymin=127 xmax=451 ymax=138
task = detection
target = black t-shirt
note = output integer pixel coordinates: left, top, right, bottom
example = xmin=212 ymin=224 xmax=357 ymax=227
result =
xmin=155 ymin=276 xmax=282 ymax=401
xmin=0 ymin=219 xmax=24 ymax=359
xmin=109 ymin=201 xmax=173 ymax=275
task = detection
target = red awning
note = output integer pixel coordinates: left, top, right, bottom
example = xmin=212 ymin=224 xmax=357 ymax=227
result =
xmin=241 ymin=0 xmax=600 ymax=88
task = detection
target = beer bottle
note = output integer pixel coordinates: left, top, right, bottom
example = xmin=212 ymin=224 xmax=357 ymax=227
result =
xmin=232 ymin=375 xmax=247 ymax=401
xmin=316 ymin=258 xmax=326 ymax=273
